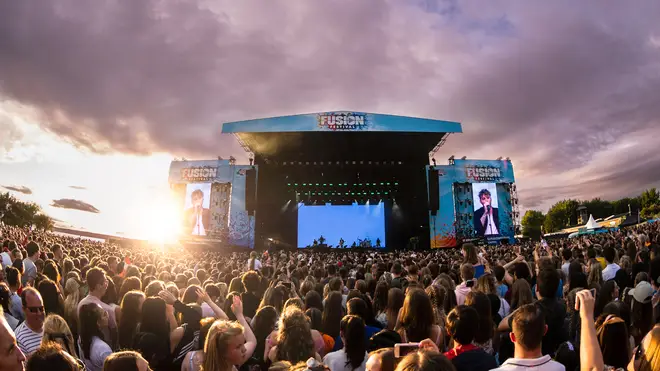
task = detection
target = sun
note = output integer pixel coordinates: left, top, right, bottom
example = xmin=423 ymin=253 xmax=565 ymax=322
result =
xmin=141 ymin=195 xmax=182 ymax=244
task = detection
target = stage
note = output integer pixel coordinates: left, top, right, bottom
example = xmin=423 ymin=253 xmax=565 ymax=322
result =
xmin=168 ymin=111 xmax=519 ymax=250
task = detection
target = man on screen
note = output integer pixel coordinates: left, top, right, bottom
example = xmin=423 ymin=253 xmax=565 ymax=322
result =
xmin=473 ymin=188 xmax=500 ymax=236
xmin=184 ymin=189 xmax=211 ymax=236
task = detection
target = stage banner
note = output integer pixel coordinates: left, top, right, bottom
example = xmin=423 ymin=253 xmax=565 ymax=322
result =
xmin=169 ymin=159 xmax=256 ymax=248
xmin=427 ymin=159 xmax=516 ymax=248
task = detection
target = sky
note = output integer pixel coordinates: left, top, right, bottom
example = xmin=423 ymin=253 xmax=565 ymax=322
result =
xmin=1 ymin=0 xmax=660 ymax=240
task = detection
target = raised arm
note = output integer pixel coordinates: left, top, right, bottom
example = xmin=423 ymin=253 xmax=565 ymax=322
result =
xmin=196 ymin=288 xmax=228 ymax=320
xmin=232 ymin=296 xmax=257 ymax=365
xmin=576 ymin=290 xmax=604 ymax=371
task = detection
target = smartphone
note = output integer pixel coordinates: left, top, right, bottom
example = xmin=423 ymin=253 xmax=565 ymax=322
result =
xmin=394 ymin=343 xmax=420 ymax=358
xmin=466 ymin=280 xmax=474 ymax=288
xmin=282 ymin=282 xmax=292 ymax=289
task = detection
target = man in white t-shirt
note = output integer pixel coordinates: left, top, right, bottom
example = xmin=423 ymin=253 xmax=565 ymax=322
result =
xmin=14 ymin=288 xmax=45 ymax=357
xmin=21 ymin=242 xmax=40 ymax=287
xmin=77 ymin=268 xmax=117 ymax=340
xmin=601 ymin=246 xmax=620 ymax=281
xmin=492 ymin=304 xmax=565 ymax=371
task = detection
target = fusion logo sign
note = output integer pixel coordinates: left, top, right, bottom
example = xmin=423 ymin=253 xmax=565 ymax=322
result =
xmin=317 ymin=112 xmax=369 ymax=131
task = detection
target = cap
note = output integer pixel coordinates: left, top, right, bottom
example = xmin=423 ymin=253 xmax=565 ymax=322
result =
xmin=628 ymin=281 xmax=654 ymax=304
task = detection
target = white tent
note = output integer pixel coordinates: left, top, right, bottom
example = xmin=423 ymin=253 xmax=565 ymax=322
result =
xmin=585 ymin=214 xmax=600 ymax=230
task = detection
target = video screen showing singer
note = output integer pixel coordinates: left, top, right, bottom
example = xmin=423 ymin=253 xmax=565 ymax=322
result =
xmin=473 ymin=188 xmax=500 ymax=236
xmin=184 ymin=189 xmax=210 ymax=236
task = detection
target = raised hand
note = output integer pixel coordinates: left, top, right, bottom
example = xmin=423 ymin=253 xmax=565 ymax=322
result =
xmin=231 ymin=295 xmax=244 ymax=317
xmin=158 ymin=290 xmax=177 ymax=305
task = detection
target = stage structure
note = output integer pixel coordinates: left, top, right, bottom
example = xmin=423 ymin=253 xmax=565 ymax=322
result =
xmin=222 ymin=111 xmax=462 ymax=250
xmin=168 ymin=111 xmax=518 ymax=249
xmin=427 ymin=159 xmax=519 ymax=248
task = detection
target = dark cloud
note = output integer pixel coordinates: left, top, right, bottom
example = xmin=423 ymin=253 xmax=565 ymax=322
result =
xmin=69 ymin=186 xmax=86 ymax=190
xmin=1 ymin=1 xmax=660 ymax=210
xmin=50 ymin=199 xmax=100 ymax=213
xmin=1 ymin=185 xmax=33 ymax=195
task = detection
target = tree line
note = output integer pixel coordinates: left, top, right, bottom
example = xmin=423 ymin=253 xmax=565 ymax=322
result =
xmin=521 ymin=188 xmax=660 ymax=240
xmin=0 ymin=192 xmax=55 ymax=231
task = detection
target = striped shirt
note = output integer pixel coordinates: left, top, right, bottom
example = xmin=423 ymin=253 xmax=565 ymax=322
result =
xmin=15 ymin=321 xmax=43 ymax=356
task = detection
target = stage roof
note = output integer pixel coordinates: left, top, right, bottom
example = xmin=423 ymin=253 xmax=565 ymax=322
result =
xmin=223 ymin=111 xmax=462 ymax=161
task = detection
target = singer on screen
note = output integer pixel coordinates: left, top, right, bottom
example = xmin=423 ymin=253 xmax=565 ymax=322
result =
xmin=473 ymin=188 xmax=500 ymax=236
xmin=184 ymin=189 xmax=210 ymax=236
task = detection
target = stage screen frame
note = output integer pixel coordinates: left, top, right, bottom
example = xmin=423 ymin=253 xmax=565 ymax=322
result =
xmin=297 ymin=202 xmax=386 ymax=248
xmin=183 ymin=183 xmax=212 ymax=236
xmin=471 ymin=182 xmax=500 ymax=237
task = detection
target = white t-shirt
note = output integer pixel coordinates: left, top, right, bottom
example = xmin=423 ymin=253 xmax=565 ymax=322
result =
xmin=602 ymin=263 xmax=621 ymax=281
xmin=78 ymin=336 xmax=113 ymax=371
xmin=323 ymin=350 xmax=367 ymax=371
xmin=22 ymin=257 xmax=37 ymax=286
xmin=15 ymin=321 xmax=43 ymax=356
xmin=192 ymin=214 xmax=206 ymax=236
xmin=248 ymin=259 xmax=262 ymax=271
xmin=0 ymin=251 xmax=12 ymax=268
xmin=491 ymin=355 xmax=565 ymax=371
xmin=485 ymin=215 xmax=499 ymax=235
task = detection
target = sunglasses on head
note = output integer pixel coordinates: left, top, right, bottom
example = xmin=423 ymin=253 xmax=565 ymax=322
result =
xmin=27 ymin=306 xmax=44 ymax=313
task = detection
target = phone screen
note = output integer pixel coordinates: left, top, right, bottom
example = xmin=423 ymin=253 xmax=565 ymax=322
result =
xmin=394 ymin=343 xmax=420 ymax=358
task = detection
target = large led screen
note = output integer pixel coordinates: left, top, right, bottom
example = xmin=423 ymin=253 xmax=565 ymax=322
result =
xmin=472 ymin=182 xmax=500 ymax=236
xmin=297 ymin=203 xmax=385 ymax=248
xmin=182 ymin=183 xmax=212 ymax=236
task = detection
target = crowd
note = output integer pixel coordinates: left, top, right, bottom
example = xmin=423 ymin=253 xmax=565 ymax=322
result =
xmin=1 ymin=220 xmax=660 ymax=371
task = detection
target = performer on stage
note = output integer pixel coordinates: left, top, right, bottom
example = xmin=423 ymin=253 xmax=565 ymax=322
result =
xmin=473 ymin=188 xmax=500 ymax=236
xmin=184 ymin=189 xmax=211 ymax=236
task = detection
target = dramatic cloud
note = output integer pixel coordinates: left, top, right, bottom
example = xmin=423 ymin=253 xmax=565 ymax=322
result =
xmin=50 ymin=199 xmax=100 ymax=214
xmin=1 ymin=185 xmax=33 ymax=195
xmin=1 ymin=1 xmax=660 ymax=210
xmin=69 ymin=186 xmax=87 ymax=190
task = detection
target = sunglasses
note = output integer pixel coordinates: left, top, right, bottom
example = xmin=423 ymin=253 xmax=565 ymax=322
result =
xmin=27 ymin=306 xmax=44 ymax=313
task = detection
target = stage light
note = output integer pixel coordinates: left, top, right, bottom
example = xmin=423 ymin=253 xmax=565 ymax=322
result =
xmin=287 ymin=183 xmax=291 ymax=186
xmin=380 ymin=182 xmax=384 ymax=185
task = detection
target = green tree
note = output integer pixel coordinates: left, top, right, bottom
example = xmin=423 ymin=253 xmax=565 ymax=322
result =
xmin=641 ymin=204 xmax=660 ymax=219
xmin=0 ymin=192 xmax=54 ymax=229
xmin=521 ymin=210 xmax=545 ymax=240
xmin=640 ymin=188 xmax=660 ymax=209
xmin=543 ymin=199 xmax=580 ymax=233
xmin=582 ymin=198 xmax=614 ymax=219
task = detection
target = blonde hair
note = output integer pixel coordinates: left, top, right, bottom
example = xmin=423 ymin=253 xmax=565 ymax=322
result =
xmin=63 ymin=278 xmax=81 ymax=332
xmin=42 ymin=314 xmax=76 ymax=356
xmin=202 ymin=320 xmax=244 ymax=371
xmin=588 ymin=263 xmax=603 ymax=287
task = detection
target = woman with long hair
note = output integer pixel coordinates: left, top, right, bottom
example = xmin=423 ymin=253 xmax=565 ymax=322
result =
xmin=475 ymin=274 xmax=509 ymax=319
xmin=268 ymin=307 xmax=318 ymax=364
xmin=509 ymin=279 xmax=533 ymax=313
xmin=587 ymin=262 xmax=603 ymax=290
xmin=43 ymin=260 xmax=61 ymax=288
xmin=596 ymin=315 xmax=630 ymax=369
xmin=307 ymin=308 xmax=335 ymax=355
xmin=385 ymin=288 xmax=404 ymax=331
xmin=322 ymin=291 xmax=345 ymax=340
xmin=629 ymin=325 xmax=660 ymax=371
xmin=42 ymin=314 xmax=77 ymax=357
xmin=595 ymin=281 xmax=619 ymax=318
xmin=118 ymin=290 xmax=145 ymax=350
xmin=372 ymin=282 xmax=389 ymax=328
xmin=202 ymin=296 xmax=257 ymax=371
xmin=0 ymin=282 xmax=19 ymax=330
xmin=251 ymin=306 xmax=278 ymax=365
xmin=78 ymin=303 xmax=112 ymax=371
xmin=63 ymin=277 xmax=81 ymax=339
xmin=425 ymin=285 xmax=447 ymax=327
xmin=38 ymin=278 xmax=64 ymax=317
xmin=434 ymin=274 xmax=457 ymax=315
xmin=323 ymin=315 xmax=367 ymax=371
xmin=462 ymin=243 xmax=487 ymax=279
xmin=395 ymin=289 xmax=442 ymax=347
xmin=258 ymin=286 xmax=286 ymax=315
xmin=464 ymin=291 xmax=496 ymax=355
xmin=118 ymin=276 xmax=142 ymax=301
xmin=305 ymin=290 xmax=324 ymax=312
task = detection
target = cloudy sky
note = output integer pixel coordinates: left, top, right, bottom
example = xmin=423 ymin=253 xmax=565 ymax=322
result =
xmin=1 ymin=0 xmax=660 ymax=239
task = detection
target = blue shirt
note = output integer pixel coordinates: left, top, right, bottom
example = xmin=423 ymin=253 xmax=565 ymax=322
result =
xmin=497 ymin=283 xmax=508 ymax=298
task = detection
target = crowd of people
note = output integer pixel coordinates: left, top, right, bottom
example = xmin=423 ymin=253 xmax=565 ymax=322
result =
xmin=1 ymin=220 xmax=660 ymax=371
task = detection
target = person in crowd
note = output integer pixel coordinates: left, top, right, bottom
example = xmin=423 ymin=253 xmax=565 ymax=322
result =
xmin=42 ymin=314 xmax=77 ymax=358
xmin=491 ymin=304 xmax=565 ymax=371
xmin=602 ymin=245 xmax=620 ymax=282
xmin=372 ymin=282 xmax=389 ymax=328
xmin=203 ymin=297 xmax=257 ymax=371
xmin=21 ymin=242 xmax=39 ymax=287
xmin=268 ymin=307 xmax=319 ymax=364
xmin=323 ymin=291 xmax=345 ymax=342
xmin=464 ymin=291 xmax=496 ymax=355
xmin=595 ymin=280 xmax=620 ymax=318
xmin=308 ymin=308 xmax=335 ymax=355
xmin=628 ymin=280 xmax=654 ymax=345
xmin=25 ymin=342 xmax=81 ymax=371
xmin=247 ymin=251 xmax=262 ymax=271
xmin=241 ymin=271 xmax=261 ymax=318
xmin=395 ymin=349 xmax=455 ymax=371
xmin=587 ymin=262 xmax=603 ymax=291
xmin=475 ymin=273 xmax=509 ymax=319
xmin=365 ymin=348 xmax=395 ymax=371
xmin=462 ymin=243 xmax=488 ymax=279
xmin=629 ymin=325 xmax=660 ymax=371
xmin=38 ymin=278 xmax=64 ymax=317
xmin=0 ymin=282 xmax=19 ymax=330
xmin=339 ymin=298 xmax=380 ymax=348
xmin=103 ymin=350 xmax=151 ymax=371
xmin=79 ymin=303 xmax=113 ymax=371
xmin=77 ymin=268 xmax=117 ymax=341
xmin=0 ymin=308 xmax=27 ymax=371
xmin=15 ymin=287 xmax=45 ymax=356
xmin=384 ymin=288 xmax=404 ymax=331
xmin=596 ymin=313 xmax=631 ymax=369
xmin=6 ymin=266 xmax=23 ymax=322
xmin=454 ymin=264 xmax=474 ymax=306
xmin=118 ymin=290 xmax=145 ymax=350
xmin=323 ymin=315 xmax=368 ymax=371
xmin=425 ymin=284 xmax=447 ymax=328
xmin=444 ymin=305 xmax=496 ymax=371
xmin=62 ymin=277 xmax=82 ymax=342
xmin=181 ymin=317 xmax=215 ymax=371
xmin=396 ymin=289 xmax=443 ymax=347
